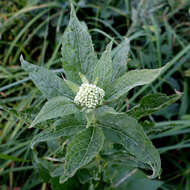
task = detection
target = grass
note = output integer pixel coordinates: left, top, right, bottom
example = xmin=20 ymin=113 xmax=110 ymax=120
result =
xmin=0 ymin=0 xmax=190 ymax=189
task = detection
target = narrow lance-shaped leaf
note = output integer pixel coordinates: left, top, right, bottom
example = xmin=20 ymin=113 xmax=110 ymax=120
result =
xmin=60 ymin=127 xmax=104 ymax=183
xmin=96 ymin=110 xmax=161 ymax=178
xmin=112 ymin=38 xmax=130 ymax=81
xmin=30 ymin=96 xmax=79 ymax=128
xmin=106 ymin=66 xmax=165 ymax=102
xmin=0 ymin=153 xmax=29 ymax=162
xmin=93 ymin=41 xmax=113 ymax=89
xmin=127 ymin=93 xmax=181 ymax=119
xmin=61 ymin=5 xmax=98 ymax=82
xmin=20 ymin=56 xmax=73 ymax=99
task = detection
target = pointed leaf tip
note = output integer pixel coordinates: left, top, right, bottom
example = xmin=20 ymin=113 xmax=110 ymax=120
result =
xmin=61 ymin=3 xmax=98 ymax=82
xmin=20 ymin=55 xmax=24 ymax=66
xmin=20 ymin=54 xmax=23 ymax=62
xmin=20 ymin=59 xmax=74 ymax=99
xmin=124 ymin=37 xmax=130 ymax=43
xmin=70 ymin=3 xmax=76 ymax=17
xmin=108 ymin=40 xmax=113 ymax=49
xmin=28 ymin=125 xmax=33 ymax=129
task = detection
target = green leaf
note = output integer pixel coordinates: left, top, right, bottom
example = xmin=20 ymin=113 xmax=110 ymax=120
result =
xmin=33 ymin=152 xmax=54 ymax=183
xmin=104 ymin=164 xmax=163 ymax=190
xmin=20 ymin=55 xmax=73 ymax=99
xmin=106 ymin=66 xmax=164 ymax=102
xmin=38 ymin=164 xmax=52 ymax=183
xmin=30 ymin=96 xmax=79 ymax=128
xmin=103 ymin=162 xmax=136 ymax=185
xmin=93 ymin=41 xmax=113 ymax=89
xmin=102 ymin=145 xmax=149 ymax=170
xmin=61 ymin=5 xmax=98 ymax=82
xmin=54 ymin=112 xmax=86 ymax=129
xmin=31 ymin=125 xmax=85 ymax=149
xmin=51 ymin=166 xmax=65 ymax=178
xmin=0 ymin=153 xmax=30 ymax=162
xmin=60 ymin=126 xmax=104 ymax=183
xmin=95 ymin=105 xmax=118 ymax=118
xmin=112 ymin=38 xmax=130 ymax=81
xmin=77 ymin=169 xmax=94 ymax=184
xmin=51 ymin=177 xmax=79 ymax=190
xmin=185 ymin=68 xmax=190 ymax=77
xmin=96 ymin=112 xmax=161 ymax=178
xmin=51 ymin=178 xmax=66 ymax=190
xmin=79 ymin=72 xmax=89 ymax=84
xmin=128 ymin=93 xmax=181 ymax=119
xmin=64 ymin=80 xmax=79 ymax=94
xmin=126 ymin=178 xmax=163 ymax=190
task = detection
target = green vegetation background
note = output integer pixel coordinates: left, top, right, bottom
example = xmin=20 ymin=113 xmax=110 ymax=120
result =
xmin=0 ymin=0 xmax=190 ymax=189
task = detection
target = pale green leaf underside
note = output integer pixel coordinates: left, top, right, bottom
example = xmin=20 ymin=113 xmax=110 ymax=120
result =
xmin=31 ymin=124 xmax=85 ymax=149
xmin=128 ymin=93 xmax=181 ymax=119
xmin=61 ymin=5 xmax=98 ymax=82
xmin=97 ymin=112 xmax=161 ymax=178
xmin=30 ymin=96 xmax=79 ymax=128
xmin=93 ymin=41 xmax=113 ymax=89
xmin=20 ymin=56 xmax=73 ymax=99
xmin=106 ymin=67 xmax=164 ymax=102
xmin=60 ymin=127 xmax=104 ymax=183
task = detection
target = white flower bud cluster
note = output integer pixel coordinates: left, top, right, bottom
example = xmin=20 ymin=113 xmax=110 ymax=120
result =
xmin=74 ymin=83 xmax=105 ymax=109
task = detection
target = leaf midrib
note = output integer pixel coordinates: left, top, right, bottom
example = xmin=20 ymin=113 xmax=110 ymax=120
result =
xmin=78 ymin=127 xmax=95 ymax=168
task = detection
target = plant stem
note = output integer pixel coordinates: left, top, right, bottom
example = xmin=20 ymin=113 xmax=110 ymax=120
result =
xmin=86 ymin=110 xmax=96 ymax=128
xmin=41 ymin=183 xmax=47 ymax=190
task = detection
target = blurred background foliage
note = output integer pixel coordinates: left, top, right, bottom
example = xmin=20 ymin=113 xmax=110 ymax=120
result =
xmin=0 ymin=0 xmax=190 ymax=189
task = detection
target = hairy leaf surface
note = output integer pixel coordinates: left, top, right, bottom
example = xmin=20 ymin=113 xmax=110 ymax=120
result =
xmin=106 ymin=67 xmax=164 ymax=102
xmin=93 ymin=41 xmax=113 ymax=89
xmin=60 ymin=127 xmax=104 ymax=183
xmin=31 ymin=125 xmax=85 ymax=149
xmin=20 ymin=56 xmax=73 ymax=99
xmin=30 ymin=96 xmax=79 ymax=128
xmin=112 ymin=38 xmax=130 ymax=81
xmin=104 ymin=164 xmax=163 ymax=190
xmin=61 ymin=5 xmax=97 ymax=82
xmin=128 ymin=93 xmax=181 ymax=119
xmin=96 ymin=112 xmax=161 ymax=178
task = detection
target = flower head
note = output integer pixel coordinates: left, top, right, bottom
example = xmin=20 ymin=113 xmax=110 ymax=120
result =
xmin=74 ymin=83 xmax=105 ymax=109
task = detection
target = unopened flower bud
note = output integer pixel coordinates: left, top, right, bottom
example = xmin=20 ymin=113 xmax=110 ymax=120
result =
xmin=74 ymin=83 xmax=105 ymax=109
